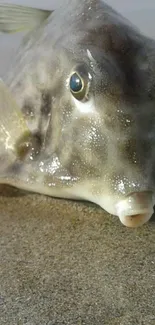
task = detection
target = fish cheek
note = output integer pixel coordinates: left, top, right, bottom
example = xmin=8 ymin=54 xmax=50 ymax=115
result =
xmin=57 ymin=116 xmax=108 ymax=180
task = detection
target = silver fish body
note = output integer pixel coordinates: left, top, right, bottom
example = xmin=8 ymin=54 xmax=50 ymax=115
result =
xmin=1 ymin=0 xmax=155 ymax=227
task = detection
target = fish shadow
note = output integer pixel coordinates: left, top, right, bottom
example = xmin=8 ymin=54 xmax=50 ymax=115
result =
xmin=150 ymin=206 xmax=155 ymax=223
xmin=0 ymin=184 xmax=28 ymax=197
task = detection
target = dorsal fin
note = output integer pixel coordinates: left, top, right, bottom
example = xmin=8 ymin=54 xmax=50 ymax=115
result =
xmin=0 ymin=3 xmax=52 ymax=33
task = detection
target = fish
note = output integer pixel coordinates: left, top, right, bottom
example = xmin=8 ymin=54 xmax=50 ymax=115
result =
xmin=0 ymin=0 xmax=155 ymax=227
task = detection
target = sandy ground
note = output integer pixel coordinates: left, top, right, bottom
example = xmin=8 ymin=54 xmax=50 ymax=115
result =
xmin=0 ymin=185 xmax=155 ymax=325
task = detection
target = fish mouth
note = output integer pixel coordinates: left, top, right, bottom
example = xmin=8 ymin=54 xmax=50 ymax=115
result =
xmin=116 ymin=191 xmax=154 ymax=227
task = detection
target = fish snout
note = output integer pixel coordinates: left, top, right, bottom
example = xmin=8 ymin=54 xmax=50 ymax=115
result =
xmin=115 ymin=191 xmax=154 ymax=227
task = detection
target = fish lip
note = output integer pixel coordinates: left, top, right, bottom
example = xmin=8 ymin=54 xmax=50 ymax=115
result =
xmin=118 ymin=211 xmax=153 ymax=228
xmin=115 ymin=191 xmax=154 ymax=227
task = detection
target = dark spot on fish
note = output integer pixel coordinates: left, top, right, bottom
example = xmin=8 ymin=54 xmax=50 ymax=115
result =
xmin=41 ymin=91 xmax=52 ymax=116
xmin=16 ymin=131 xmax=42 ymax=162
xmin=16 ymin=80 xmax=22 ymax=89
xmin=22 ymin=100 xmax=35 ymax=118
xmin=120 ymin=137 xmax=152 ymax=168
xmin=118 ymin=138 xmax=138 ymax=164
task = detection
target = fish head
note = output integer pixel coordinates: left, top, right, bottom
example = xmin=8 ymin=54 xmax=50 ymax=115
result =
xmin=1 ymin=0 xmax=155 ymax=227
xmin=37 ymin=8 xmax=155 ymax=227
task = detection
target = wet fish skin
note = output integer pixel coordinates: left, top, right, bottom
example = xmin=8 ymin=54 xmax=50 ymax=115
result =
xmin=1 ymin=0 xmax=155 ymax=227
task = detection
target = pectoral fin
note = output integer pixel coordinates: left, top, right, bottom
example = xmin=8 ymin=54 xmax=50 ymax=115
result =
xmin=0 ymin=78 xmax=30 ymax=157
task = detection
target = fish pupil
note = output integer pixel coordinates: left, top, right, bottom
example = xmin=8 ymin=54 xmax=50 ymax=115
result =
xmin=70 ymin=73 xmax=83 ymax=92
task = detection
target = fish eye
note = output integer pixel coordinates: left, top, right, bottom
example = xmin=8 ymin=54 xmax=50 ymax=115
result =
xmin=69 ymin=65 xmax=92 ymax=101
xmin=70 ymin=72 xmax=85 ymax=100
xmin=70 ymin=72 xmax=83 ymax=91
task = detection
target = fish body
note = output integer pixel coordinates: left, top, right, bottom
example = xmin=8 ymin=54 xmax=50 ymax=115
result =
xmin=1 ymin=0 xmax=155 ymax=227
